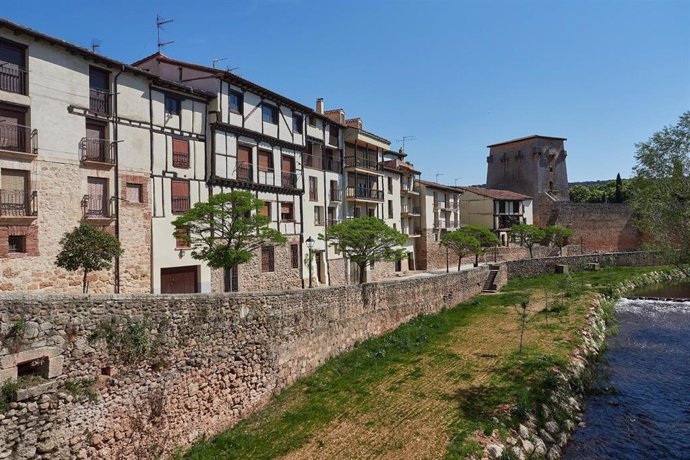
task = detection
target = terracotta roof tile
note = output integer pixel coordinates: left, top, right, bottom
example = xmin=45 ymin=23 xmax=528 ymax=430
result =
xmin=457 ymin=186 xmax=531 ymax=200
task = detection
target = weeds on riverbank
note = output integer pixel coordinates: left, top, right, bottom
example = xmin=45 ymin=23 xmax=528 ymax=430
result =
xmin=182 ymin=266 xmax=668 ymax=460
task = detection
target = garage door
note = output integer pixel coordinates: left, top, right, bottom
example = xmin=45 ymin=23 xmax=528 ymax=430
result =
xmin=160 ymin=266 xmax=198 ymax=294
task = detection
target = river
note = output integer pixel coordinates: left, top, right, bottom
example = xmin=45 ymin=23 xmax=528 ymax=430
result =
xmin=563 ymin=282 xmax=690 ymax=459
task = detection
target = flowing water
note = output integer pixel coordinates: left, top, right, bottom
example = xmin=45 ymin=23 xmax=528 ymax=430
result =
xmin=563 ymin=282 xmax=690 ymax=460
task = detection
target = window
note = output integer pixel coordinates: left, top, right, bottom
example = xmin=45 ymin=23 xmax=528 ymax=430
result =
xmin=315 ymin=206 xmax=324 ymax=226
xmin=171 ymin=179 xmax=190 ymax=214
xmin=387 ymin=177 xmax=393 ymax=193
xmin=126 ymin=183 xmax=143 ymax=203
xmin=388 ymin=200 xmax=393 ymax=219
xmin=329 ymin=124 xmax=339 ymax=145
xmin=84 ymin=120 xmax=109 ymax=162
xmin=308 ymin=116 xmax=317 ymax=127
xmin=172 ymin=138 xmax=190 ymax=168
xmin=290 ymin=244 xmax=299 ymax=268
xmin=165 ymin=94 xmax=181 ymax=116
xmin=262 ymin=103 xmax=278 ymax=124
xmin=309 ymin=176 xmax=318 ymax=201
xmin=498 ymin=201 xmax=506 ymax=213
xmin=368 ymin=208 xmax=375 ymax=217
xmin=513 ymin=201 xmax=521 ymax=213
xmin=281 ymin=202 xmax=294 ymax=221
xmin=258 ymin=149 xmax=273 ymax=172
xmin=261 ymin=246 xmax=275 ymax=272
xmin=1 ymin=169 xmax=29 ymax=217
xmin=8 ymin=235 xmax=25 ymax=253
xmin=259 ymin=201 xmax=271 ymax=219
xmin=293 ymin=114 xmax=303 ymax=134
xmin=86 ymin=177 xmax=109 ymax=217
xmin=89 ymin=67 xmax=110 ymax=114
xmin=175 ymin=227 xmax=190 ymax=249
xmin=229 ymin=90 xmax=243 ymax=114
xmin=353 ymin=207 xmax=361 ymax=218
xmin=237 ymin=145 xmax=253 ymax=181
xmin=0 ymin=39 xmax=26 ymax=94
xmin=0 ymin=103 xmax=29 ymax=153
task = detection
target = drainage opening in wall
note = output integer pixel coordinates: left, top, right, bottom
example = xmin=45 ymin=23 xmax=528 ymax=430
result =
xmin=17 ymin=357 xmax=49 ymax=380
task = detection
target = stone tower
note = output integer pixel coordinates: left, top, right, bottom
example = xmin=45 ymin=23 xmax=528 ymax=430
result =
xmin=486 ymin=135 xmax=569 ymax=226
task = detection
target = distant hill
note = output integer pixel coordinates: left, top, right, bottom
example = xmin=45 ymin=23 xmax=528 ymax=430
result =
xmin=568 ymin=180 xmax=612 ymax=187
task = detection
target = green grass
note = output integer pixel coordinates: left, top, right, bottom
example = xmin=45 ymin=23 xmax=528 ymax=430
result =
xmin=182 ymin=266 xmax=669 ymax=460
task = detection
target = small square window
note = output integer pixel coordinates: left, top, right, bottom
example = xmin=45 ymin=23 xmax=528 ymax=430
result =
xmin=308 ymin=116 xmax=317 ymax=127
xmin=126 ymin=183 xmax=143 ymax=203
xmin=165 ymin=95 xmax=181 ymax=116
xmin=8 ymin=235 xmax=26 ymax=253
xmin=262 ymin=104 xmax=278 ymax=124
xmin=293 ymin=114 xmax=304 ymax=134
xmin=174 ymin=227 xmax=190 ymax=249
xmin=229 ymin=90 xmax=243 ymax=115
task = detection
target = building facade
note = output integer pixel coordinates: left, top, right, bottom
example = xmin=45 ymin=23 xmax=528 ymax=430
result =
xmin=458 ymin=187 xmax=533 ymax=246
xmin=416 ymin=180 xmax=462 ymax=271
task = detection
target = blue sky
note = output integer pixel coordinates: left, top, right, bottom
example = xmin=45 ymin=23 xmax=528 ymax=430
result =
xmin=4 ymin=0 xmax=689 ymax=185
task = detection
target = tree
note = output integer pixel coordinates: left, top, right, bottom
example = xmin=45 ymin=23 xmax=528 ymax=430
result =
xmin=542 ymin=225 xmax=574 ymax=256
xmin=439 ymin=230 xmax=481 ymax=271
xmin=55 ymin=222 xmax=123 ymax=293
xmin=459 ymin=225 xmax=500 ymax=267
xmin=615 ymin=173 xmax=623 ymax=203
xmin=171 ymin=191 xmax=287 ymax=271
xmin=510 ymin=224 xmax=545 ymax=259
xmin=321 ymin=217 xmax=406 ymax=283
xmin=630 ymin=111 xmax=690 ymax=275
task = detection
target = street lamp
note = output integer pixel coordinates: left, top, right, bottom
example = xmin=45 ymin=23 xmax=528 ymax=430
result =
xmin=306 ymin=236 xmax=315 ymax=288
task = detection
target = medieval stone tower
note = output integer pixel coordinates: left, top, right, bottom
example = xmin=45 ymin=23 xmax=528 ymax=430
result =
xmin=486 ymin=135 xmax=569 ymax=226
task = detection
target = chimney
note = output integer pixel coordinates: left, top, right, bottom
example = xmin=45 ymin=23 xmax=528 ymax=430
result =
xmin=346 ymin=118 xmax=362 ymax=130
xmin=316 ymin=98 xmax=324 ymax=114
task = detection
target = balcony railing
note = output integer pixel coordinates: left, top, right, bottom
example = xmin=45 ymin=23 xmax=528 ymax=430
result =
xmin=324 ymin=157 xmax=342 ymax=173
xmin=80 ymin=138 xmax=114 ymax=164
xmin=304 ymin=153 xmax=342 ymax=173
xmin=82 ymin=195 xmax=115 ymax=219
xmin=171 ymin=196 xmax=190 ymax=214
xmin=89 ymin=88 xmax=110 ymax=115
xmin=236 ymin=162 xmax=253 ymax=182
xmin=0 ymin=123 xmax=36 ymax=154
xmin=328 ymin=133 xmax=339 ymax=146
xmin=344 ymin=156 xmax=382 ymax=172
xmin=403 ymin=227 xmax=422 ymax=236
xmin=327 ymin=218 xmax=340 ymax=227
xmin=401 ymin=183 xmax=420 ymax=194
xmin=346 ymin=186 xmax=384 ymax=201
xmin=0 ymin=190 xmax=37 ymax=217
xmin=281 ymin=171 xmax=298 ymax=189
xmin=401 ymin=205 xmax=421 ymax=215
xmin=497 ymin=215 xmax=522 ymax=229
xmin=329 ymin=189 xmax=342 ymax=202
xmin=434 ymin=219 xmax=447 ymax=229
xmin=172 ymin=150 xmax=190 ymax=168
xmin=0 ymin=64 xmax=27 ymax=95
xmin=257 ymin=168 xmax=275 ymax=186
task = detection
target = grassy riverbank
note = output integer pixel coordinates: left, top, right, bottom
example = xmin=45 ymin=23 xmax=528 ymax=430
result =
xmin=182 ymin=266 xmax=662 ymax=460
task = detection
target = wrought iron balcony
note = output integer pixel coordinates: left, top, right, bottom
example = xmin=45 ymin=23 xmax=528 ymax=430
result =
xmin=346 ymin=186 xmax=384 ymax=201
xmin=324 ymin=157 xmax=342 ymax=173
xmin=0 ymin=64 xmax=27 ymax=95
xmin=329 ymin=189 xmax=343 ymax=202
xmin=281 ymin=171 xmax=298 ymax=189
xmin=497 ymin=215 xmax=522 ymax=229
xmin=82 ymin=195 xmax=115 ymax=219
xmin=401 ymin=182 xmax=420 ymax=194
xmin=89 ymin=88 xmax=110 ymax=115
xmin=0 ymin=123 xmax=36 ymax=154
xmin=172 ymin=150 xmax=190 ymax=168
xmin=80 ymin=138 xmax=114 ymax=164
xmin=236 ymin=162 xmax=253 ymax=182
xmin=344 ymin=156 xmax=382 ymax=172
xmin=304 ymin=154 xmax=342 ymax=173
xmin=0 ymin=190 xmax=37 ymax=218
xmin=401 ymin=205 xmax=421 ymax=215
xmin=171 ymin=196 xmax=190 ymax=215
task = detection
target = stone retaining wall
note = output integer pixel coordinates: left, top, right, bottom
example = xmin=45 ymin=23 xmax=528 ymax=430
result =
xmin=0 ymin=264 xmax=503 ymax=459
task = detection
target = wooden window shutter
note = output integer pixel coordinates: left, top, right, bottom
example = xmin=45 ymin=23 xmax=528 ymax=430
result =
xmin=238 ymin=145 xmax=252 ymax=164
xmin=258 ymin=150 xmax=272 ymax=171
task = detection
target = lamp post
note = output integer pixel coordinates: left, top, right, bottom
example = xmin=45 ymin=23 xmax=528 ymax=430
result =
xmin=306 ymin=236 xmax=314 ymax=288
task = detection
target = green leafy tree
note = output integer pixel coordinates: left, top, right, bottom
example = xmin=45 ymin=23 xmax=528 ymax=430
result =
xmin=439 ymin=230 xmax=481 ymax=271
xmin=321 ymin=217 xmax=406 ymax=284
xmin=542 ymin=225 xmax=574 ymax=256
xmin=459 ymin=225 xmax=500 ymax=267
xmin=510 ymin=224 xmax=545 ymax=259
xmin=171 ymin=191 xmax=287 ymax=271
xmin=630 ymin=111 xmax=690 ymax=275
xmin=55 ymin=222 xmax=123 ymax=293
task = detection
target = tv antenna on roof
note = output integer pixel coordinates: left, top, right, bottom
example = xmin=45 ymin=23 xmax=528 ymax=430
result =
xmin=396 ymin=136 xmax=416 ymax=153
xmin=454 ymin=178 xmax=461 ymax=186
xmin=156 ymin=14 xmax=174 ymax=52
xmin=90 ymin=39 xmax=101 ymax=53
xmin=212 ymin=58 xmax=227 ymax=69
xmin=435 ymin=173 xmax=444 ymax=183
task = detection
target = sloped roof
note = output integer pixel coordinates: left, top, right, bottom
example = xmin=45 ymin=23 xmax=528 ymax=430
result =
xmin=417 ymin=179 xmax=461 ymax=193
xmin=457 ymin=186 xmax=531 ymax=200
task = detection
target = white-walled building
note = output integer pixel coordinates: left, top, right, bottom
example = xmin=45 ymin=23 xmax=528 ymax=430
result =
xmin=0 ymin=19 xmax=209 ymax=293
xmin=417 ymin=180 xmax=463 ymax=271
xmin=458 ymin=186 xmax=533 ymax=246
xmin=134 ymin=53 xmax=309 ymax=292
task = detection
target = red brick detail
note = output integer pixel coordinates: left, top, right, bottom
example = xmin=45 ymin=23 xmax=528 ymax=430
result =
xmin=0 ymin=224 xmax=39 ymax=257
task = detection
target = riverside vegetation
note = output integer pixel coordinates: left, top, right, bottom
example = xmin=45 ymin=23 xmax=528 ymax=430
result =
xmin=181 ymin=266 xmax=668 ymax=460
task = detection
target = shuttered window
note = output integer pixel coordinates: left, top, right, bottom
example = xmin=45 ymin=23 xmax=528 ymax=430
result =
xmin=280 ymin=202 xmax=294 ymax=221
xmin=171 ymin=179 xmax=190 ymax=214
xmin=261 ymin=246 xmax=275 ymax=272
xmin=309 ymin=176 xmax=318 ymax=201
xmin=258 ymin=150 xmax=273 ymax=172
xmin=258 ymin=201 xmax=271 ymax=219
xmin=175 ymin=227 xmax=190 ymax=249
xmin=290 ymin=244 xmax=299 ymax=269
xmin=172 ymin=138 xmax=190 ymax=168
xmin=86 ymin=177 xmax=108 ymax=216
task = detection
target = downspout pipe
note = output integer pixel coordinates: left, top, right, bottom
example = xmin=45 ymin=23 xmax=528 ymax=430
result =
xmin=113 ymin=65 xmax=124 ymax=293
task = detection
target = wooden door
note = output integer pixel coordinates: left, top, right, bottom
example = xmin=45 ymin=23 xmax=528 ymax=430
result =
xmin=237 ymin=145 xmax=252 ymax=180
xmin=1 ymin=169 xmax=28 ymax=216
xmin=0 ymin=104 xmax=26 ymax=151
xmin=161 ymin=266 xmax=198 ymax=294
xmin=87 ymin=177 xmax=108 ymax=216
xmin=85 ymin=121 xmax=106 ymax=161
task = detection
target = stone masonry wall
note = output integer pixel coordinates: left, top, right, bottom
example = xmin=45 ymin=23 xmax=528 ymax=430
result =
xmin=0 ymin=264 xmax=501 ymax=459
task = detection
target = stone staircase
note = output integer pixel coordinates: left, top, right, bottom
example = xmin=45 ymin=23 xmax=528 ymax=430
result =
xmin=482 ymin=268 xmax=499 ymax=293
